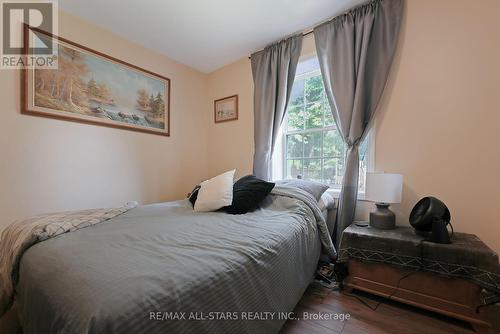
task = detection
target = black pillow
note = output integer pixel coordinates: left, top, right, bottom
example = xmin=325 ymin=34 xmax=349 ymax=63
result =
xmin=188 ymin=185 xmax=201 ymax=207
xmin=222 ymin=175 xmax=275 ymax=214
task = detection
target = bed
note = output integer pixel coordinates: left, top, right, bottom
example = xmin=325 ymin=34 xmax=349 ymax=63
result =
xmin=1 ymin=186 xmax=335 ymax=334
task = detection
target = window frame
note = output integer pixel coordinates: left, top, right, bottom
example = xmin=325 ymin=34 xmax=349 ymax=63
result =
xmin=272 ymin=55 xmax=375 ymax=200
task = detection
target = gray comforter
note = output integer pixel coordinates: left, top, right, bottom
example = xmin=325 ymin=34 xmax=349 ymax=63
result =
xmin=15 ymin=187 xmax=334 ymax=334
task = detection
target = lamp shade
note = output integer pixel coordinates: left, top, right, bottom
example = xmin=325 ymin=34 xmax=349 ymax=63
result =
xmin=366 ymin=173 xmax=403 ymax=204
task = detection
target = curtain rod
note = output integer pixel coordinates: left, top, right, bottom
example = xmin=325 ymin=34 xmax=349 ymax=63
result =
xmin=300 ymin=29 xmax=315 ymax=38
xmin=248 ymin=0 xmax=379 ymax=59
xmin=247 ymin=30 xmax=313 ymax=59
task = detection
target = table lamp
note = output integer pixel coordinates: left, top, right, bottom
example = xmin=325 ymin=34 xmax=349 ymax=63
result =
xmin=365 ymin=172 xmax=403 ymax=229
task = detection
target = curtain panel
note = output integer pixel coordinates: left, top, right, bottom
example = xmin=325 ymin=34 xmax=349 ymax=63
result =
xmin=251 ymin=35 xmax=303 ymax=180
xmin=314 ymin=0 xmax=404 ymax=246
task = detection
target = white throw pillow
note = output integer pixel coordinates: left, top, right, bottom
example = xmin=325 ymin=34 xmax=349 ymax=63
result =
xmin=194 ymin=170 xmax=235 ymax=212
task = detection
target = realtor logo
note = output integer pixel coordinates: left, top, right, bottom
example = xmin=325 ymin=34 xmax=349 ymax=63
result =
xmin=1 ymin=0 xmax=58 ymax=69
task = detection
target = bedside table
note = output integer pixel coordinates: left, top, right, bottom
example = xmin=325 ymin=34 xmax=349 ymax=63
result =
xmin=337 ymin=225 xmax=500 ymax=334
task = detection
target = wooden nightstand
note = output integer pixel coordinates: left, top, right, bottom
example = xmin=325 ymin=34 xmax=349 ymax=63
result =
xmin=338 ymin=225 xmax=500 ymax=334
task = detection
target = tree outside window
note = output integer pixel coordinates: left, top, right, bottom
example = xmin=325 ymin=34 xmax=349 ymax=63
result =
xmin=282 ymin=57 xmax=369 ymax=192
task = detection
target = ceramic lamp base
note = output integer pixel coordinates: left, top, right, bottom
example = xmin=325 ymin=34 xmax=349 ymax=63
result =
xmin=369 ymin=202 xmax=396 ymax=229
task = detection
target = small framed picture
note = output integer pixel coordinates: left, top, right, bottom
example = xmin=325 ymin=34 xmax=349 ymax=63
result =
xmin=214 ymin=95 xmax=238 ymax=123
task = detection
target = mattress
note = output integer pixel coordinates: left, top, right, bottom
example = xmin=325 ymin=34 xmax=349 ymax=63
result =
xmin=15 ymin=187 xmax=331 ymax=334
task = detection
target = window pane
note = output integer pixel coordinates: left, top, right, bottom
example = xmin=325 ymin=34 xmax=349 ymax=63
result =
xmin=295 ymin=57 xmax=320 ymax=76
xmin=303 ymin=159 xmax=322 ymax=182
xmin=323 ymin=99 xmax=335 ymax=127
xmin=289 ymin=79 xmax=304 ymax=107
xmin=323 ymin=158 xmax=344 ymax=189
xmin=359 ymin=136 xmax=368 ymax=161
xmin=305 ymin=101 xmax=323 ymax=129
xmin=323 ymin=130 xmax=344 ymax=158
xmin=286 ymin=104 xmax=304 ymax=131
xmin=280 ymin=56 xmax=371 ymax=193
xmin=286 ymin=159 xmax=303 ymax=179
xmin=286 ymin=134 xmax=303 ymax=158
xmin=304 ymin=76 xmax=323 ymax=103
xmin=358 ymin=138 xmax=369 ymax=193
xmin=359 ymin=159 xmax=367 ymax=193
xmin=303 ymin=132 xmax=322 ymax=158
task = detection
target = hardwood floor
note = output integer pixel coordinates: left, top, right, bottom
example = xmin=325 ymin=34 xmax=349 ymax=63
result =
xmin=281 ymin=283 xmax=499 ymax=334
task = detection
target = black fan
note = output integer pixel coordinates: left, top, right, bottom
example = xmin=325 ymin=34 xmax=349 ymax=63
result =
xmin=409 ymin=197 xmax=452 ymax=243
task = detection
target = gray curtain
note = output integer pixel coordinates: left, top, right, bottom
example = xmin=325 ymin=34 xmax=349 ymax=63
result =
xmin=314 ymin=0 xmax=403 ymax=246
xmin=251 ymin=35 xmax=303 ymax=180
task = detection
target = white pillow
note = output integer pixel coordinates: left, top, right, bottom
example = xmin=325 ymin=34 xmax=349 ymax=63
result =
xmin=194 ymin=170 xmax=235 ymax=212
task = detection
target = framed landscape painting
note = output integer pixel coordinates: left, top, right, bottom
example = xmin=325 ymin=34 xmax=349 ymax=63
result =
xmin=22 ymin=25 xmax=170 ymax=136
xmin=214 ymin=95 xmax=238 ymax=123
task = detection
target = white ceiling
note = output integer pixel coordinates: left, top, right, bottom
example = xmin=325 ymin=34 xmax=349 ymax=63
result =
xmin=59 ymin=0 xmax=366 ymax=73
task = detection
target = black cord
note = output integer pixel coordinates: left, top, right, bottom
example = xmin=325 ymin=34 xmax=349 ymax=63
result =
xmin=475 ymin=300 xmax=498 ymax=314
xmin=344 ymin=239 xmax=427 ymax=311
xmin=344 ymin=221 xmax=457 ymax=312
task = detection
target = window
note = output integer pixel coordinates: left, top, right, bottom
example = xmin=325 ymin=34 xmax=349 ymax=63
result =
xmin=273 ymin=56 xmax=372 ymax=194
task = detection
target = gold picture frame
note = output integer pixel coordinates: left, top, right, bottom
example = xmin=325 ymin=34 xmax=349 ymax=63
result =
xmin=22 ymin=25 xmax=171 ymax=136
xmin=214 ymin=95 xmax=238 ymax=123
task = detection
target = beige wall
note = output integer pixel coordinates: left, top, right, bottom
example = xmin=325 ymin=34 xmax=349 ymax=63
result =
xmin=207 ymin=58 xmax=254 ymax=178
xmin=2 ymin=1 xmax=498 ymax=330
xmin=206 ymin=0 xmax=500 ymax=253
xmin=1 ymin=1 xmax=499 ymax=253
xmin=376 ymin=0 xmax=500 ymax=252
xmin=0 ymin=11 xmax=210 ymax=230
xmin=205 ymin=30 xmax=319 ymax=180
